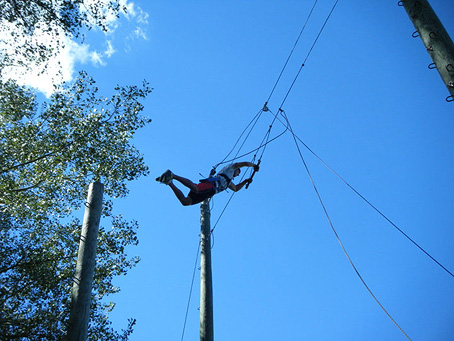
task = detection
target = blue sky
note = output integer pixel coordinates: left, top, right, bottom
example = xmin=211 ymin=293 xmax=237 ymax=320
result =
xmin=13 ymin=1 xmax=454 ymax=340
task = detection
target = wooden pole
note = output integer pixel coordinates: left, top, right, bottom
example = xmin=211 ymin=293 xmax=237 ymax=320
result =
xmin=199 ymin=199 xmax=214 ymax=341
xmin=400 ymin=0 xmax=454 ymax=102
xmin=67 ymin=182 xmax=104 ymax=341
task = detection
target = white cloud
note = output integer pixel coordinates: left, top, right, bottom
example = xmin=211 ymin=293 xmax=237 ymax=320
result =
xmin=0 ymin=0 xmax=148 ymax=96
xmin=105 ymin=41 xmax=116 ymax=58
xmin=91 ymin=51 xmax=106 ymax=67
xmin=1 ymin=32 xmax=114 ymax=96
xmin=131 ymin=4 xmax=149 ymax=26
xmin=134 ymin=27 xmax=148 ymax=41
xmin=122 ymin=0 xmax=137 ymax=18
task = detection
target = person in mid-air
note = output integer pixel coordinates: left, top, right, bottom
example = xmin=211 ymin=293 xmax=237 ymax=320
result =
xmin=156 ymin=162 xmax=260 ymax=206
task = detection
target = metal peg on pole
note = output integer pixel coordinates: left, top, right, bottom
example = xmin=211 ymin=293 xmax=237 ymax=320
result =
xmin=400 ymin=0 xmax=454 ymax=102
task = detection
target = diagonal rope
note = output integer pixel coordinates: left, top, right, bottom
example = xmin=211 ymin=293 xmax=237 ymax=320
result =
xmin=208 ymin=0 xmax=340 ymax=239
xmin=274 ymin=110 xmax=454 ymax=279
xmin=278 ymin=0 xmax=339 ymax=110
xmin=181 ymin=240 xmax=201 ymax=341
xmin=182 ymin=2 xmax=341 ymax=338
xmin=214 ymin=117 xmax=289 ymax=167
xmin=216 ymin=0 xmax=327 ymax=170
xmin=281 ymin=110 xmax=412 ymax=341
xmin=266 ymin=0 xmax=320 ymax=104
xmin=215 ymin=108 xmax=265 ymax=169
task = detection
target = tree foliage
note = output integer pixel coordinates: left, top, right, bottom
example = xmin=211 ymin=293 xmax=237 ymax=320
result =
xmin=0 ymin=73 xmax=152 ymax=340
xmin=0 ymin=0 xmax=126 ymax=76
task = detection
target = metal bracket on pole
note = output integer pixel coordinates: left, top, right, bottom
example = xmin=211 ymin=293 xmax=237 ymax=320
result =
xmin=400 ymin=0 xmax=454 ymax=102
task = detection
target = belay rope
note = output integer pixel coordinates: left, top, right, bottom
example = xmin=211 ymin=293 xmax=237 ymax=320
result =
xmin=204 ymin=0 xmax=338 ymax=232
xmin=208 ymin=103 xmax=288 ymax=186
xmin=206 ymin=0 xmax=335 ymax=179
xmin=181 ymin=1 xmax=451 ymax=340
xmin=206 ymin=105 xmax=292 ymax=245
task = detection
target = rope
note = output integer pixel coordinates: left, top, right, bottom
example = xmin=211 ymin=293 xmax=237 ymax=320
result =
xmin=255 ymin=109 xmax=281 ymax=163
xmin=266 ymin=0 xmax=320 ymax=104
xmin=214 ymin=111 xmax=289 ymax=168
xmin=278 ymin=0 xmax=339 ymax=110
xmin=214 ymin=0 xmax=329 ymax=170
xmin=208 ymin=0 xmax=340 ymax=238
xmin=181 ymin=240 xmax=201 ymax=341
xmin=215 ymin=108 xmax=265 ymax=169
xmin=216 ymin=0 xmax=340 ymax=170
xmin=274 ymin=110 xmax=454 ymax=279
xmin=208 ymin=164 xmax=257 ymax=237
xmin=184 ymin=2 xmax=421 ymax=338
xmin=281 ymin=109 xmax=412 ymax=341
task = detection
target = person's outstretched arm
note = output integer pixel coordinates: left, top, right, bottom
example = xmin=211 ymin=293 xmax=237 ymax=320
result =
xmin=228 ymin=178 xmax=253 ymax=192
xmin=233 ymin=162 xmax=259 ymax=172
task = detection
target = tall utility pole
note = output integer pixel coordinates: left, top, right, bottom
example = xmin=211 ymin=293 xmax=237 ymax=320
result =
xmin=199 ymin=199 xmax=214 ymax=341
xmin=400 ymin=0 xmax=454 ymax=102
xmin=67 ymin=182 xmax=104 ymax=341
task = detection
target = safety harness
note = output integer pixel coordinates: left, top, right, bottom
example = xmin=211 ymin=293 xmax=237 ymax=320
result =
xmin=200 ymin=173 xmax=232 ymax=193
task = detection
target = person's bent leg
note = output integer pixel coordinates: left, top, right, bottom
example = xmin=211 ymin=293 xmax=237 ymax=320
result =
xmin=172 ymin=174 xmax=199 ymax=192
xmin=169 ymin=182 xmax=193 ymax=206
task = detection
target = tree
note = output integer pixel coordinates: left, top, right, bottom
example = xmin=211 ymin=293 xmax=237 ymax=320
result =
xmin=0 ymin=72 xmax=152 ymax=340
xmin=0 ymin=0 xmax=126 ymax=78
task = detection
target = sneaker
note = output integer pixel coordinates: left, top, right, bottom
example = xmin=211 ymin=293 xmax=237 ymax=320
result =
xmin=156 ymin=169 xmax=173 ymax=185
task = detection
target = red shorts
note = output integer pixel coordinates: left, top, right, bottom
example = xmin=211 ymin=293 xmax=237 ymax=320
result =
xmin=188 ymin=182 xmax=216 ymax=204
